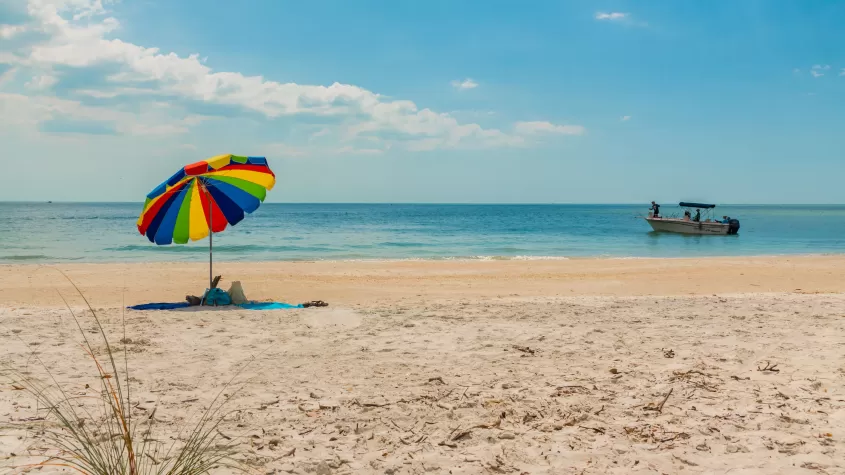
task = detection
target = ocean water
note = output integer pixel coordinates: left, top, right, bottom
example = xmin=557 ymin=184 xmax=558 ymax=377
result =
xmin=1 ymin=203 xmax=844 ymax=263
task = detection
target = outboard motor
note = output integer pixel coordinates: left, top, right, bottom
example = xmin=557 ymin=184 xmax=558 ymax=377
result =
xmin=728 ymin=219 xmax=740 ymax=235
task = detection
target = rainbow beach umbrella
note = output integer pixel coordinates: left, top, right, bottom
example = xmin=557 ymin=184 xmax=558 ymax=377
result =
xmin=137 ymin=154 xmax=275 ymax=288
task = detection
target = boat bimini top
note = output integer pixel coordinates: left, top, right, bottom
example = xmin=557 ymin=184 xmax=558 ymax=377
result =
xmin=678 ymin=202 xmax=716 ymax=209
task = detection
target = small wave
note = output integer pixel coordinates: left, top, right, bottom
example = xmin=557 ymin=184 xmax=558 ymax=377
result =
xmin=321 ymin=255 xmax=571 ymax=263
xmin=1 ymin=254 xmax=53 ymax=261
xmin=378 ymin=241 xmax=427 ymax=248
xmin=452 ymin=255 xmax=569 ymax=261
xmin=57 ymin=216 xmax=138 ymax=220
xmin=602 ymin=256 xmax=658 ymax=260
xmin=509 ymin=255 xmax=570 ymax=261
xmin=105 ymin=244 xmax=334 ymax=253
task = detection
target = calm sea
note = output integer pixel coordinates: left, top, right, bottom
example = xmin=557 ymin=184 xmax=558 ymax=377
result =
xmin=1 ymin=203 xmax=844 ymax=263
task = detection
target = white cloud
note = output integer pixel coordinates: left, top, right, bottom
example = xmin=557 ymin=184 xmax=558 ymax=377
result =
xmin=334 ymin=145 xmax=384 ymax=155
xmin=840 ymin=68 xmax=845 ymax=77
xmin=0 ymin=24 xmax=27 ymax=39
xmin=595 ymin=12 xmax=628 ymax=21
xmin=309 ymin=127 xmax=332 ymax=141
xmin=810 ymin=64 xmax=831 ymax=77
xmin=1 ymin=0 xmax=585 ymax=152
xmin=24 ymin=74 xmax=58 ymax=90
xmin=0 ymin=67 xmax=16 ymax=86
xmin=514 ymin=121 xmax=586 ymax=136
xmin=451 ymin=78 xmax=478 ymax=90
xmin=620 ymin=115 xmax=631 ymax=121
xmin=594 ymin=11 xmax=646 ymax=27
xmin=260 ymin=142 xmax=388 ymax=158
xmin=0 ymin=92 xmax=202 ymax=135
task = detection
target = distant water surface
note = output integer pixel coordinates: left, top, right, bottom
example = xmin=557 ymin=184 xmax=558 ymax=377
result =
xmin=1 ymin=203 xmax=844 ymax=263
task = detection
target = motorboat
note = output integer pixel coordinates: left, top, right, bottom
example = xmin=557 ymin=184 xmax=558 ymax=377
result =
xmin=645 ymin=202 xmax=740 ymax=235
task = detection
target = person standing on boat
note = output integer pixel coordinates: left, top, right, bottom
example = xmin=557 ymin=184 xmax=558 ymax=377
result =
xmin=693 ymin=209 xmax=701 ymax=222
xmin=650 ymin=201 xmax=661 ymax=218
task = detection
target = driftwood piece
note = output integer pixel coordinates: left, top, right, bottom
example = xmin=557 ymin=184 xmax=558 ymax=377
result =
xmin=644 ymin=388 xmax=674 ymax=413
xmin=757 ymin=361 xmax=780 ymax=373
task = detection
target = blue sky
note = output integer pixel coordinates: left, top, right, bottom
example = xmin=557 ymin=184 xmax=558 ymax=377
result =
xmin=2 ymin=0 xmax=844 ymax=203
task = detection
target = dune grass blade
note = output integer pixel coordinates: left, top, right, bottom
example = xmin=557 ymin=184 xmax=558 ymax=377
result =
xmin=1 ymin=268 xmax=250 ymax=474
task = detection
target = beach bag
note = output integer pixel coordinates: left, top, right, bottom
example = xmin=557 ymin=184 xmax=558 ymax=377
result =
xmin=203 ymin=288 xmax=232 ymax=306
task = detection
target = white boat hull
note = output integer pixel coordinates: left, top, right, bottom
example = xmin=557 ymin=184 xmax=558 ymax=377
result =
xmin=645 ymin=218 xmax=730 ymax=235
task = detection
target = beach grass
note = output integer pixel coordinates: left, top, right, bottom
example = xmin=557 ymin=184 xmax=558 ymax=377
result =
xmin=1 ymin=270 xmax=246 ymax=474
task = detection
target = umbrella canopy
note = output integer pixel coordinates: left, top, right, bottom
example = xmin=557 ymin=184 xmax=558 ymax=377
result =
xmin=137 ymin=155 xmax=275 ymax=245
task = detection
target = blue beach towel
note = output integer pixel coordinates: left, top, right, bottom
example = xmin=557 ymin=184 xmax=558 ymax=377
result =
xmin=128 ymin=301 xmax=302 ymax=310
xmin=128 ymin=302 xmax=192 ymax=310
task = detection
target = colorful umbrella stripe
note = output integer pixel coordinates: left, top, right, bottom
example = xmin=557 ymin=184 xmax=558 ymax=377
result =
xmin=137 ymin=155 xmax=275 ymax=245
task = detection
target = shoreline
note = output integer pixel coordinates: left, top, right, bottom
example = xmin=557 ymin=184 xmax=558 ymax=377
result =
xmin=2 ymin=250 xmax=844 ymax=265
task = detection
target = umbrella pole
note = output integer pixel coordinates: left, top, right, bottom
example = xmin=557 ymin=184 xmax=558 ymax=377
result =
xmin=208 ymin=189 xmax=213 ymax=291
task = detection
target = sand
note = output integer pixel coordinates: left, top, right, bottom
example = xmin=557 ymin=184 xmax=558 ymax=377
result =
xmin=1 ymin=256 xmax=844 ymax=474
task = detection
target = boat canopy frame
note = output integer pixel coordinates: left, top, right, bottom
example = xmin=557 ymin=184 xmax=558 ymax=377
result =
xmin=649 ymin=202 xmax=724 ymax=223
xmin=678 ymin=202 xmax=716 ymax=209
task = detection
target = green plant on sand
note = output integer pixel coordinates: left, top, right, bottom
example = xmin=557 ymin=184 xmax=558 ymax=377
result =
xmin=1 ymin=271 xmax=248 ymax=474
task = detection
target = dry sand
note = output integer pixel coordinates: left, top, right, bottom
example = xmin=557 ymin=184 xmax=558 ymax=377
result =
xmin=1 ymin=256 xmax=844 ymax=474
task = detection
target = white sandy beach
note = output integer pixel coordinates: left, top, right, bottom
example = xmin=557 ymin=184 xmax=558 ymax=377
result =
xmin=1 ymin=256 xmax=844 ymax=474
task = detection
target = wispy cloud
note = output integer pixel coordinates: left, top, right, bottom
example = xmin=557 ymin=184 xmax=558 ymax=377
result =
xmin=309 ymin=127 xmax=332 ymax=141
xmin=840 ymin=68 xmax=845 ymax=77
xmin=594 ymin=11 xmax=647 ymax=27
xmin=0 ymin=92 xmax=203 ymax=135
xmin=24 ymin=74 xmax=58 ymax=90
xmin=595 ymin=12 xmax=628 ymax=21
xmin=514 ymin=121 xmax=586 ymax=136
xmin=810 ymin=64 xmax=831 ymax=78
xmin=260 ymin=142 xmax=389 ymax=158
xmin=0 ymin=66 xmax=16 ymax=86
xmin=451 ymin=78 xmax=478 ymax=90
xmin=39 ymin=116 xmax=118 ymax=135
xmin=621 ymin=115 xmax=631 ymax=121
xmin=0 ymin=24 xmax=27 ymax=39
xmin=334 ymin=145 xmax=385 ymax=156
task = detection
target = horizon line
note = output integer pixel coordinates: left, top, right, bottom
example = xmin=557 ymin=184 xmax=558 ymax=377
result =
xmin=2 ymin=201 xmax=845 ymax=206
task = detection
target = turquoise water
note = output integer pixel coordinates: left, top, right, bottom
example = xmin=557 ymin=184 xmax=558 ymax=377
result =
xmin=1 ymin=203 xmax=844 ymax=263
